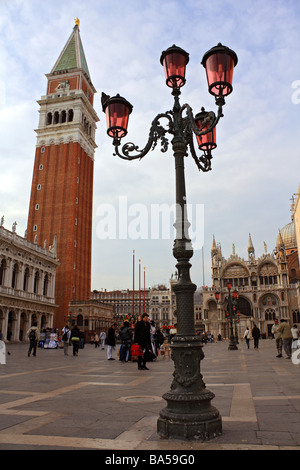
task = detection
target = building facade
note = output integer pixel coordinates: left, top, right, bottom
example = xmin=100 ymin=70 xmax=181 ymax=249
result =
xmin=0 ymin=220 xmax=58 ymax=341
xmin=202 ymin=221 xmax=300 ymax=339
xmin=91 ymin=288 xmax=150 ymax=323
xmin=91 ymin=279 xmax=179 ymax=330
xmin=68 ymin=300 xmax=114 ymax=340
xmin=26 ymin=20 xmax=99 ymax=328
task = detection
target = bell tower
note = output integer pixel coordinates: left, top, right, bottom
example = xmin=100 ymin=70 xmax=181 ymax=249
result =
xmin=27 ymin=20 xmax=99 ymax=328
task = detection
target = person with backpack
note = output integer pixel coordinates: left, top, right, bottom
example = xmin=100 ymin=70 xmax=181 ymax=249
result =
xmin=70 ymin=325 xmax=81 ymax=356
xmin=119 ymin=321 xmax=133 ymax=362
xmin=27 ymin=322 xmax=40 ymax=357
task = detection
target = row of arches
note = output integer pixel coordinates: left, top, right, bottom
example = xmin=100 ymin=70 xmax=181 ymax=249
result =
xmin=45 ymin=109 xmax=93 ymax=137
xmin=46 ymin=109 xmax=74 ymax=125
xmin=0 ymin=308 xmax=53 ymax=342
xmin=221 ymin=261 xmax=280 ymax=289
xmin=0 ymin=258 xmax=50 ymax=297
xmin=201 ymin=292 xmax=287 ymax=339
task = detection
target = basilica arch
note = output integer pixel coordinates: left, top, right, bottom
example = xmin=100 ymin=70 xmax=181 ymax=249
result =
xmin=221 ymin=261 xmax=250 ymax=288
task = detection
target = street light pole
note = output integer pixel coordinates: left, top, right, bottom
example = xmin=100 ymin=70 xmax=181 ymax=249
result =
xmin=102 ymin=43 xmax=237 ymax=440
xmin=226 ymin=283 xmax=238 ymax=350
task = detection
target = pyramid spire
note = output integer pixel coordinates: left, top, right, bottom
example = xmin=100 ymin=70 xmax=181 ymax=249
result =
xmin=248 ymin=233 xmax=254 ymax=252
xmin=248 ymin=233 xmax=255 ymax=262
xmin=212 ymin=235 xmax=217 ymax=252
xmin=51 ymin=19 xmax=91 ymax=80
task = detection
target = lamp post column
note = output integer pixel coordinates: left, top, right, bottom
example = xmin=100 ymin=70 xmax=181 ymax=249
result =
xmin=157 ymin=122 xmax=222 ymax=440
xmin=227 ymin=287 xmax=238 ymax=350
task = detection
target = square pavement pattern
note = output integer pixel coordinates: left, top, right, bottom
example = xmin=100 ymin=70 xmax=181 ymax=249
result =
xmin=0 ymin=339 xmax=300 ymax=450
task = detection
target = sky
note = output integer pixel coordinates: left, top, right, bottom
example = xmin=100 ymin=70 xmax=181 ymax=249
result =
xmin=0 ymin=0 xmax=299 ymax=292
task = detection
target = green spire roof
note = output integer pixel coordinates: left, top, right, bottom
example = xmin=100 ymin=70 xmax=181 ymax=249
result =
xmin=51 ymin=23 xmax=90 ymax=78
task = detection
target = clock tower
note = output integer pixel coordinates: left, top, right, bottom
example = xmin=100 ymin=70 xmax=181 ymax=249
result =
xmin=27 ymin=20 xmax=99 ymax=328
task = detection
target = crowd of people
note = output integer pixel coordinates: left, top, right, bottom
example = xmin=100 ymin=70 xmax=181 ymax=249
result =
xmin=243 ymin=319 xmax=299 ymax=359
xmin=105 ymin=313 xmax=166 ymax=370
xmin=24 ymin=316 xmax=300 ymax=364
xmin=25 ymin=313 xmax=168 ymax=367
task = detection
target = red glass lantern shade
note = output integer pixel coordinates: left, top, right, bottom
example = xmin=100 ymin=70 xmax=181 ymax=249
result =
xmin=195 ymin=109 xmax=217 ymax=151
xmin=233 ymin=289 xmax=239 ymax=300
xmin=201 ymin=43 xmax=238 ymax=98
xmin=215 ymin=291 xmax=220 ymax=301
xmin=101 ymin=93 xmax=133 ymax=139
xmin=160 ymin=45 xmax=189 ymax=89
xmin=226 ymin=282 xmax=232 ymax=290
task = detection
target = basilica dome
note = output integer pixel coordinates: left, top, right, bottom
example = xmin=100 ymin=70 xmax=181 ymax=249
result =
xmin=277 ymin=220 xmax=297 ymax=251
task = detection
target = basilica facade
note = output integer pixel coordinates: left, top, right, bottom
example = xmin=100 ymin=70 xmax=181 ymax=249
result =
xmin=201 ymin=217 xmax=300 ymax=340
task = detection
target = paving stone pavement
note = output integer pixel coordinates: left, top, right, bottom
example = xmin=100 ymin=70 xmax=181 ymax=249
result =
xmin=0 ymin=338 xmax=300 ymax=451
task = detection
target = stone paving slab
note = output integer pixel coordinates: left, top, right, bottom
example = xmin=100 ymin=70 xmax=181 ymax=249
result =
xmin=0 ymin=339 xmax=300 ymax=452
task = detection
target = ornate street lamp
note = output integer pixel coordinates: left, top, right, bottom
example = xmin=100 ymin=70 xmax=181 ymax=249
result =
xmin=102 ymin=42 xmax=237 ymax=440
xmin=226 ymin=283 xmax=238 ymax=350
xmin=233 ymin=289 xmax=239 ymax=344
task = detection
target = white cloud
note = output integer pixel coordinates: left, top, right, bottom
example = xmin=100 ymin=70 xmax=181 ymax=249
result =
xmin=0 ymin=0 xmax=299 ymax=292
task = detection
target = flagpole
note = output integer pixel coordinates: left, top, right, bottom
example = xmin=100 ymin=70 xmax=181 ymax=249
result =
xmin=144 ymin=267 xmax=146 ymax=314
xmin=132 ymin=250 xmax=135 ymax=317
xmin=139 ymin=259 xmax=141 ymax=316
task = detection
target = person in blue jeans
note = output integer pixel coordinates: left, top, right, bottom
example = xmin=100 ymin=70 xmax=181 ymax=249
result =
xmin=119 ymin=321 xmax=133 ymax=362
xmin=243 ymin=327 xmax=250 ymax=349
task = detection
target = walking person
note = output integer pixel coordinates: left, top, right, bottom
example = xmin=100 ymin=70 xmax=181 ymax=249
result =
xmin=27 ymin=323 xmax=40 ymax=357
xmin=134 ymin=313 xmax=151 ymax=370
xmin=107 ymin=323 xmax=117 ymax=360
xmin=252 ymin=324 xmax=260 ymax=349
xmin=94 ymin=333 xmax=100 ymax=348
xmin=62 ymin=325 xmax=71 ymax=356
xmin=100 ymin=330 xmax=106 ymax=349
xmin=271 ymin=319 xmax=283 ymax=358
xmin=243 ymin=327 xmax=250 ymax=349
xmin=277 ymin=319 xmax=293 ymax=359
xmin=70 ymin=325 xmax=81 ymax=356
xmin=119 ymin=321 xmax=133 ymax=362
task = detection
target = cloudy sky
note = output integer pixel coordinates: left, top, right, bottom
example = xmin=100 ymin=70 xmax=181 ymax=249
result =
xmin=0 ymin=0 xmax=299 ymax=292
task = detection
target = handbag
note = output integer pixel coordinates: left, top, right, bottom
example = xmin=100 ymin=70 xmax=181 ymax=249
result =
xmin=131 ymin=344 xmax=143 ymax=357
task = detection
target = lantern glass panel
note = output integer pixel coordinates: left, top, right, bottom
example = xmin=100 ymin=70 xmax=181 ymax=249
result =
xmin=205 ymin=52 xmax=235 ymax=97
xmin=195 ymin=116 xmax=216 ymax=151
xmin=106 ymin=102 xmax=130 ymax=139
xmin=163 ymin=52 xmax=187 ymax=88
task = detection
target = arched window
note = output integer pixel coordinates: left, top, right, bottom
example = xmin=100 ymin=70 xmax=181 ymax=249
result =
xmin=265 ymin=308 xmax=275 ymax=321
xmin=61 ymin=110 xmax=66 ymax=123
xmin=43 ymin=274 xmax=49 ymax=296
xmin=292 ymin=310 xmax=300 ymax=323
xmin=46 ymin=112 xmax=52 ymax=125
xmin=0 ymin=259 xmax=6 ymax=286
xmin=11 ymin=263 xmax=19 ymax=289
xmin=54 ymin=111 xmax=59 ymax=124
xmin=77 ymin=314 xmax=83 ymax=326
xmin=34 ymin=271 xmax=39 ymax=294
xmin=68 ymin=109 xmax=74 ymax=122
xmin=23 ymin=267 xmax=30 ymax=291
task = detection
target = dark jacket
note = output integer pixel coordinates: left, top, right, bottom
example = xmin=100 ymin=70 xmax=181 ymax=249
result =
xmin=70 ymin=326 xmax=80 ymax=341
xmin=119 ymin=325 xmax=133 ymax=343
xmin=134 ymin=320 xmax=151 ymax=348
xmin=107 ymin=326 xmax=116 ymax=346
xmin=252 ymin=326 xmax=260 ymax=338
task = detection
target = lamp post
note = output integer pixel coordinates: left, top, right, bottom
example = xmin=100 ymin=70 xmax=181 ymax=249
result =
xmin=102 ymin=43 xmax=237 ymax=440
xmin=226 ymin=282 xmax=239 ymax=350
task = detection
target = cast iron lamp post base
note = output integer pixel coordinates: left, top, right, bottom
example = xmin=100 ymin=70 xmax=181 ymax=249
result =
xmin=157 ymin=337 xmax=222 ymax=440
